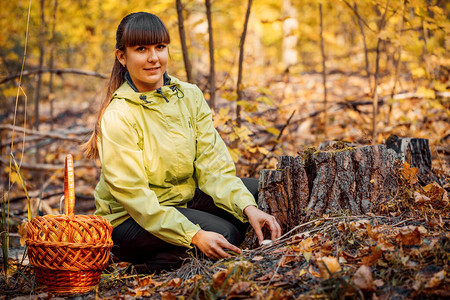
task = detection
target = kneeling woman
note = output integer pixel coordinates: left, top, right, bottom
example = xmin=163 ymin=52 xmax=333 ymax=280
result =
xmin=83 ymin=12 xmax=281 ymax=272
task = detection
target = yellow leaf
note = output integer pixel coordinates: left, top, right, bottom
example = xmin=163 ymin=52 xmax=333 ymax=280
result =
xmin=299 ymin=268 xmax=307 ymax=277
xmin=266 ymin=127 xmax=280 ymax=136
xmin=417 ymin=86 xmax=436 ymax=99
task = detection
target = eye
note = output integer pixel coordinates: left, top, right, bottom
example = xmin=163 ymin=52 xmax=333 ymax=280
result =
xmin=156 ymin=44 xmax=167 ymax=50
xmin=136 ymin=46 xmax=146 ymax=52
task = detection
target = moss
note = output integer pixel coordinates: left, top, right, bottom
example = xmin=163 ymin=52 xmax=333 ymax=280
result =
xmin=301 ymin=146 xmax=317 ymax=168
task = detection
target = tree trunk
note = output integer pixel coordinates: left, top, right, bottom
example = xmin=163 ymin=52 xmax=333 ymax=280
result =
xmin=353 ymin=2 xmax=371 ymax=91
xmin=319 ymin=3 xmax=328 ymax=138
xmin=205 ymin=0 xmax=216 ymax=111
xmin=35 ymin=0 xmax=45 ymax=132
xmin=236 ymin=0 xmax=253 ymax=127
xmin=385 ymin=135 xmax=443 ymax=185
xmin=49 ymin=0 xmax=58 ymax=131
xmin=176 ymin=0 xmax=193 ymax=83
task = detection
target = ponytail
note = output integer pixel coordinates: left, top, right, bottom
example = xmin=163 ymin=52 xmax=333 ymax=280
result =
xmin=82 ymin=59 xmax=126 ymax=159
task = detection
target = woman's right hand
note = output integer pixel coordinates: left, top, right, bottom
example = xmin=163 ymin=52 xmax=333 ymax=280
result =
xmin=191 ymin=229 xmax=241 ymax=260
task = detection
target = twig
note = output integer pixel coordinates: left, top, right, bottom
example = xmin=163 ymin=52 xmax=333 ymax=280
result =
xmin=392 ymin=217 xmax=417 ymax=227
xmin=0 ymin=68 xmax=107 ymax=84
xmin=0 ymin=124 xmax=90 ymax=145
xmin=0 ymin=158 xmax=93 ymax=172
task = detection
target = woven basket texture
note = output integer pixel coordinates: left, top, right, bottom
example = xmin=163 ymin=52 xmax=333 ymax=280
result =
xmin=25 ymin=154 xmax=113 ymax=294
xmin=26 ymin=215 xmax=113 ymax=293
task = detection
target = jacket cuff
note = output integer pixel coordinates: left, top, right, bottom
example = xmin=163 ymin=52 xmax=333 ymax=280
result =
xmin=234 ymin=198 xmax=258 ymax=222
xmin=184 ymin=227 xmax=201 ymax=248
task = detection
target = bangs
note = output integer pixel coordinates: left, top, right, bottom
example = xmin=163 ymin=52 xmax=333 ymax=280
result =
xmin=119 ymin=13 xmax=170 ymax=48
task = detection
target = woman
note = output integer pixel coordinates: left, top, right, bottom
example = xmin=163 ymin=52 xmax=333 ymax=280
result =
xmin=83 ymin=12 xmax=281 ymax=272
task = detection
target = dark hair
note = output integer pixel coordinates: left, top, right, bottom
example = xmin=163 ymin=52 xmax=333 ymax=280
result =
xmin=83 ymin=12 xmax=170 ymax=159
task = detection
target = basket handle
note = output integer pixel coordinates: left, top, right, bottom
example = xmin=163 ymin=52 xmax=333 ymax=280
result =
xmin=64 ymin=154 xmax=75 ymax=216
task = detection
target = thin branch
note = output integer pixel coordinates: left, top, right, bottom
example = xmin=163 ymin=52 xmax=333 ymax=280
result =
xmin=0 ymin=124 xmax=90 ymax=143
xmin=236 ymin=0 xmax=253 ymax=127
xmin=0 ymin=68 xmax=108 ymax=84
xmin=205 ymin=0 xmax=216 ymax=110
xmin=342 ymin=0 xmax=376 ymax=33
xmin=319 ymin=3 xmax=328 ymax=138
xmin=0 ymin=158 xmax=93 ymax=172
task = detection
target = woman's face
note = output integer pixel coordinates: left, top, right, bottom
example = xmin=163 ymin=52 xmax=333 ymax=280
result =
xmin=116 ymin=43 xmax=169 ymax=92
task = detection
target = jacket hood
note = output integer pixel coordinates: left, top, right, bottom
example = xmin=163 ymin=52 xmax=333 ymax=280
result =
xmin=113 ymin=73 xmax=185 ymax=106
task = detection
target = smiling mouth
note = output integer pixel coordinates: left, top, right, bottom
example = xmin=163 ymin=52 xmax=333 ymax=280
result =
xmin=144 ymin=67 xmax=160 ymax=71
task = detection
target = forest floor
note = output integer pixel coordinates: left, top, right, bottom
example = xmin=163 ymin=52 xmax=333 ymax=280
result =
xmin=0 ymin=70 xmax=449 ymax=299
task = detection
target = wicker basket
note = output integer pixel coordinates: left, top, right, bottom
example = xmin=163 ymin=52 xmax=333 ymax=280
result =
xmin=26 ymin=154 xmax=113 ymax=294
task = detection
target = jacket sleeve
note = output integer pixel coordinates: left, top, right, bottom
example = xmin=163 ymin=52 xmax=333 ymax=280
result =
xmin=192 ymin=88 xmax=257 ymax=222
xmin=99 ymin=107 xmax=201 ymax=248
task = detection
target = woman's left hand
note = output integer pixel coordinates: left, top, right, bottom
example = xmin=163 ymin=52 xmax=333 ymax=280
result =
xmin=243 ymin=205 xmax=282 ymax=244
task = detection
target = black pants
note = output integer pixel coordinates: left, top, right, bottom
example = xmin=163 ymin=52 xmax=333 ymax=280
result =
xmin=111 ymin=178 xmax=258 ymax=272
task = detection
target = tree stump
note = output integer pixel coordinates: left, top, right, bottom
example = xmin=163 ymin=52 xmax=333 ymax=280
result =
xmin=243 ymin=156 xmax=309 ymax=248
xmin=305 ymin=144 xmax=398 ymax=219
xmin=244 ymin=144 xmax=399 ymax=248
xmin=385 ymin=135 xmax=442 ymax=185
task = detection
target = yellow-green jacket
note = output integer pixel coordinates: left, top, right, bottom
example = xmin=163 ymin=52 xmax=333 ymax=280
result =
xmin=94 ymin=75 xmax=257 ymax=248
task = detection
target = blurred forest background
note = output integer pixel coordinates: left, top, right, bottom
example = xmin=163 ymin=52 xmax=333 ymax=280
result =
xmin=0 ymin=0 xmax=449 ymax=217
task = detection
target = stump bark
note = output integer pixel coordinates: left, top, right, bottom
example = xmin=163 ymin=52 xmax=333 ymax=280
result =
xmin=385 ymin=135 xmax=442 ymax=185
xmin=245 ymin=138 xmax=440 ymax=248
xmin=245 ymin=144 xmax=398 ymax=248
xmin=305 ymin=144 xmax=398 ymax=219
xmin=244 ymin=156 xmax=309 ymax=248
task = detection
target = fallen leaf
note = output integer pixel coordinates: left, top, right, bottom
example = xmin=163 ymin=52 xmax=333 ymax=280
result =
xmin=304 ymin=251 xmax=312 ymax=262
xmin=361 ymin=246 xmax=383 ymax=266
xmin=349 ymin=219 xmax=370 ymax=231
xmin=291 ymin=232 xmax=310 ymax=241
xmin=168 ymin=278 xmax=182 ymax=287
xmin=229 ymin=282 xmax=252 ymax=296
xmin=160 ymin=291 xmax=176 ymax=300
xmin=399 ymin=161 xmax=419 ymax=184
xmin=424 ymin=270 xmax=445 ymax=289
xmin=367 ymin=223 xmax=381 ymax=242
xmin=318 ymin=256 xmax=342 ymax=279
xmin=252 ymin=255 xmax=264 ymax=261
xmin=396 ymin=226 xmax=422 ymax=246
xmin=320 ymin=241 xmax=333 ymax=256
xmin=212 ymin=269 xmax=233 ymax=289
xmin=132 ymin=276 xmax=153 ymax=287
xmin=299 ymin=268 xmax=307 ymax=277
xmin=127 ymin=286 xmax=151 ymax=297
xmin=337 ymin=222 xmax=347 ymax=232
xmin=414 ymin=191 xmax=431 ymax=203
xmin=374 ymin=279 xmax=385 ymax=287
xmin=17 ymin=221 xmax=28 ymax=246
xmin=423 ymin=182 xmax=449 ymax=203
xmin=308 ymin=265 xmax=320 ymax=277
xmin=352 ymin=265 xmax=375 ymax=292
xmin=292 ymin=237 xmax=314 ymax=252
xmin=255 ymin=271 xmax=281 ymax=282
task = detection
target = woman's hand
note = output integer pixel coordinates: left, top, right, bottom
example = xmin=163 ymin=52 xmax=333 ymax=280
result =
xmin=191 ymin=229 xmax=241 ymax=260
xmin=244 ymin=205 xmax=282 ymax=244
